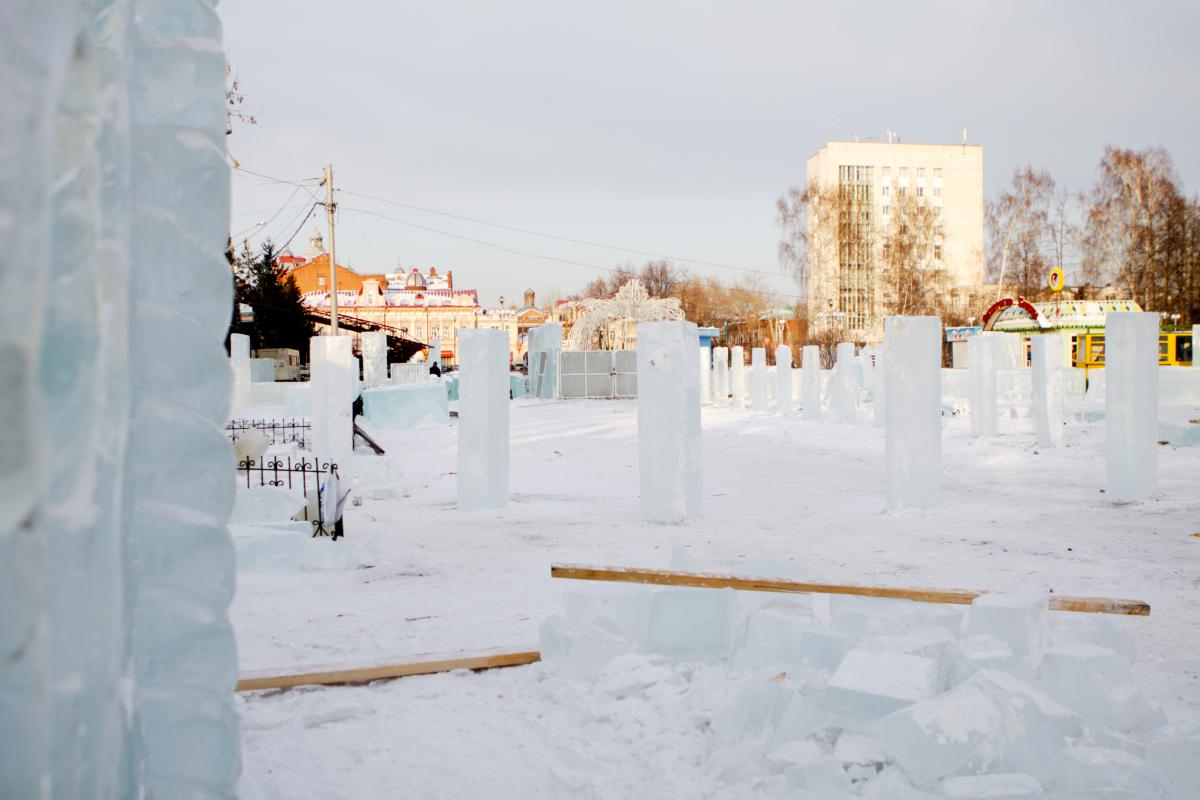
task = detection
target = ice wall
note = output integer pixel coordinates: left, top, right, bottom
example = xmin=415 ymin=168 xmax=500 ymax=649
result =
xmin=749 ymin=347 xmax=768 ymax=411
xmin=361 ymin=330 xmax=387 ymax=388
xmin=1031 ymin=334 xmax=1064 ymax=448
xmin=528 ymin=322 xmax=563 ymax=399
xmin=832 ymin=342 xmax=858 ymax=423
xmin=775 ymin=345 xmax=793 ymax=413
xmin=1 ymin=2 xmax=242 ymax=796
xmin=1106 ymin=313 xmax=1158 ymax=502
xmin=310 ymin=335 xmax=355 ymax=470
xmin=968 ymin=335 xmax=999 ymax=437
xmin=885 ymin=317 xmax=942 ymax=510
xmin=699 ymin=346 xmax=712 ymax=405
xmin=730 ymin=346 xmax=746 ymax=407
xmin=457 ymin=329 xmax=510 ymax=510
xmin=801 ymin=345 xmax=821 ymax=421
xmin=712 ymin=346 xmax=729 ymax=405
xmin=637 ymin=321 xmax=701 ymax=523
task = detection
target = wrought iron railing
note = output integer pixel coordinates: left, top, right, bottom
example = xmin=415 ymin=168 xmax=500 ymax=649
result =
xmin=236 ymin=455 xmax=343 ymax=539
xmin=226 ymin=417 xmax=311 ymax=450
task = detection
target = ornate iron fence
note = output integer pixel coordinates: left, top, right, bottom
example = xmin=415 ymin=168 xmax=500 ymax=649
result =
xmin=236 ymin=455 xmax=344 ymax=539
xmin=226 ymin=417 xmax=310 ymax=450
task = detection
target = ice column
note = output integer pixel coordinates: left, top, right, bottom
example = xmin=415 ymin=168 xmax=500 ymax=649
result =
xmin=699 ymin=346 xmax=713 ymax=405
xmin=749 ymin=347 xmax=769 ymax=411
xmin=730 ymin=345 xmax=746 ymax=407
xmin=229 ymin=333 xmax=252 ymax=412
xmin=528 ymin=322 xmax=563 ymax=399
xmin=1106 ymin=313 xmax=1158 ymax=501
xmin=832 ymin=342 xmax=858 ymax=423
xmin=361 ymin=330 xmax=387 ymax=388
xmin=1030 ymin=334 xmax=1064 ymax=447
xmin=968 ymin=335 xmax=999 ymax=437
xmin=637 ymin=321 xmax=702 ymax=523
xmin=712 ymin=346 xmax=729 ymax=404
xmin=311 ymin=335 xmax=355 ymax=470
xmin=873 ymin=346 xmax=887 ymax=428
xmin=457 ymin=329 xmax=510 ymax=510
xmin=430 ymin=338 xmax=442 ymax=369
xmin=775 ymin=345 xmax=793 ymax=413
xmin=801 ymin=344 xmax=822 ymax=420
xmin=885 ymin=317 xmax=942 ymax=510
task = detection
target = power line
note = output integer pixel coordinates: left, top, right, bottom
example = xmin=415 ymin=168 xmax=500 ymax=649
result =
xmin=340 ymin=206 xmax=800 ymax=305
xmin=231 ymin=185 xmax=304 ymax=239
xmin=231 ymin=164 xmax=322 ymax=187
xmin=336 ymin=187 xmax=784 ymax=280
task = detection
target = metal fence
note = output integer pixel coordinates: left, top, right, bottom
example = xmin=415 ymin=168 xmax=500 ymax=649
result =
xmin=558 ymin=350 xmax=637 ymax=399
xmin=236 ymin=455 xmax=343 ymax=539
xmin=226 ymin=417 xmax=310 ymax=450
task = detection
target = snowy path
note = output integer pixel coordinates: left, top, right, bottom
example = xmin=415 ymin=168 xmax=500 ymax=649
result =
xmin=234 ymin=399 xmax=1200 ymax=798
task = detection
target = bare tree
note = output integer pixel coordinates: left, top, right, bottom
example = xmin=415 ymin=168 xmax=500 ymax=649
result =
xmin=986 ymin=167 xmax=1054 ymax=298
xmin=1046 ymin=187 xmax=1082 ymax=284
xmin=877 ymin=192 xmax=952 ymax=319
xmin=638 ymin=259 xmax=683 ymax=298
xmin=225 ymin=64 xmax=257 ymax=136
xmin=777 ymin=184 xmax=844 ymax=318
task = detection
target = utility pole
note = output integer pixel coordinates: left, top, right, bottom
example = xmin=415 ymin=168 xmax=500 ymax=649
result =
xmin=323 ymin=163 xmax=339 ymax=334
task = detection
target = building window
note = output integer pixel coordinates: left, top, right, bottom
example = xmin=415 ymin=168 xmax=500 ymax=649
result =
xmin=933 ymin=186 xmax=942 ymax=198
xmin=917 ymin=167 xmax=925 ymax=177
xmin=934 ymin=168 xmax=943 ymax=178
xmin=899 ymin=167 xmax=908 ymax=177
xmin=882 ymin=205 xmax=890 ymax=216
xmin=898 ymin=186 xmax=907 ymax=196
xmin=318 ymin=276 xmax=326 ymax=287
xmin=882 ymin=166 xmax=891 ymax=177
xmin=917 ymin=186 xmax=925 ymax=197
xmin=882 ymin=185 xmax=890 ymax=196
xmin=934 ymin=245 xmax=943 ymax=260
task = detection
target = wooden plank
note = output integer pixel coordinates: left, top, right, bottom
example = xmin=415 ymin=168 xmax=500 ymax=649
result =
xmin=550 ymin=564 xmax=1150 ymax=617
xmin=236 ymin=648 xmax=540 ymax=692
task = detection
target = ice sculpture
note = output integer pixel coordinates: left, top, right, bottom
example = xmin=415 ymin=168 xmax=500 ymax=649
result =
xmin=776 ymin=345 xmax=793 ymax=413
xmin=712 ymin=346 xmax=729 ymax=405
xmin=457 ymin=329 xmax=510 ymax=510
xmin=832 ymin=342 xmax=858 ymax=423
xmin=968 ymin=335 xmax=999 ymax=437
xmin=730 ymin=345 xmax=746 ymax=407
xmin=699 ymin=346 xmax=713 ymax=405
xmin=637 ymin=321 xmax=701 ymax=522
xmin=361 ymin=331 xmax=387 ymax=388
xmin=1 ymin=2 xmax=241 ymax=796
xmin=801 ymin=345 xmax=821 ymax=420
xmin=885 ymin=317 xmax=941 ymax=510
xmin=310 ymin=335 xmax=355 ymax=469
xmin=1030 ymin=334 xmax=1063 ymax=447
xmin=567 ymin=279 xmax=683 ymax=349
xmin=1105 ymin=313 xmax=1158 ymax=501
xmin=749 ymin=347 xmax=769 ymax=411
xmin=527 ymin=322 xmax=562 ymax=399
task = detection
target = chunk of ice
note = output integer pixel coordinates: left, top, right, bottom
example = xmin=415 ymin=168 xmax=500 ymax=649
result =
xmin=361 ymin=382 xmax=449 ymax=429
xmin=825 ymin=649 xmax=939 ymax=723
xmin=711 ymin=678 xmax=793 ymax=741
xmin=940 ymin=773 xmax=1043 ymax=799
xmin=1039 ymin=643 xmax=1130 ymax=718
xmin=784 ymin=757 xmax=854 ymax=794
xmin=1046 ymin=614 xmax=1136 ymax=662
xmin=1053 ymin=745 xmax=1161 ymax=797
xmin=732 ymin=605 xmax=822 ymax=674
xmin=644 ymin=587 xmax=734 ymax=660
xmin=963 ymin=593 xmax=1046 ymax=664
xmin=1148 ymin=723 xmax=1200 ymax=800
xmin=538 ymin=615 xmax=635 ymax=678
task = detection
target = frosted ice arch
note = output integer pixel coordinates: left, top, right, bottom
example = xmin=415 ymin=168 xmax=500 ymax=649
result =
xmin=566 ymin=279 xmax=684 ymax=349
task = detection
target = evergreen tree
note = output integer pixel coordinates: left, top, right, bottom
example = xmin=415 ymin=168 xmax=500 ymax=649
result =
xmin=235 ymin=240 xmax=315 ymax=360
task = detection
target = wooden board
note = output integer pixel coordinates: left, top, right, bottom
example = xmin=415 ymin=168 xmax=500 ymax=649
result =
xmin=550 ymin=564 xmax=1151 ymax=617
xmin=236 ymin=648 xmax=540 ymax=692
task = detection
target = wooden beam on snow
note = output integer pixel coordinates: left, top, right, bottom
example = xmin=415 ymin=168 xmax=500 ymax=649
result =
xmin=550 ymin=564 xmax=1150 ymax=617
xmin=236 ymin=648 xmax=540 ymax=692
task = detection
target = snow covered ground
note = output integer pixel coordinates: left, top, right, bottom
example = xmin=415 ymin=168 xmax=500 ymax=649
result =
xmin=233 ymin=398 xmax=1200 ymax=799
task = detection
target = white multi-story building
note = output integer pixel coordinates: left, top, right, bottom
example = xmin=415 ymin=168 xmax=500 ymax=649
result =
xmin=805 ymin=139 xmax=985 ymax=340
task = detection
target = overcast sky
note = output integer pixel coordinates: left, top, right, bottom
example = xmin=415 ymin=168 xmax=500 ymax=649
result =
xmin=221 ymin=1 xmax=1199 ymax=308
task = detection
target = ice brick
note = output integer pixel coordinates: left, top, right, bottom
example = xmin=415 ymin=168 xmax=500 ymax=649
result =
xmin=1030 ymin=333 xmax=1064 ymax=447
xmin=1105 ymin=312 xmax=1158 ymax=501
xmin=563 ymin=588 xmax=652 ymax=645
xmin=644 ymin=587 xmax=734 ymax=660
xmin=310 ymin=334 xmax=355 ymax=468
xmin=784 ymin=757 xmax=854 ymax=794
xmin=360 ymin=330 xmax=387 ymax=387
xmin=732 ymin=605 xmax=823 ymax=674
xmin=636 ymin=321 xmax=701 ymax=523
xmin=698 ymin=346 xmax=712 ymax=404
xmin=968 ymin=334 xmax=1000 ymax=437
xmin=884 ymin=316 xmax=942 ymax=510
xmin=1047 ymin=612 xmax=1136 ymax=662
xmin=711 ymin=677 xmax=793 ymax=741
xmin=538 ymin=615 xmax=634 ymax=678
xmin=940 ymin=773 xmax=1042 ymax=799
xmin=832 ymin=342 xmax=858 ymax=423
xmin=1054 ymin=745 xmax=1161 ymax=797
xmin=826 ymin=649 xmax=939 ymax=723
xmin=1039 ymin=643 xmax=1130 ymax=717
xmin=456 ymin=329 xmax=509 ymax=511
xmin=964 ymin=593 xmax=1046 ymax=663
xmin=801 ymin=345 xmax=822 ymax=420
xmin=775 ymin=345 xmax=793 ymax=412
xmin=712 ymin=346 xmax=729 ymax=404
xmin=361 ymin=382 xmax=449 ymax=429
xmin=730 ymin=345 xmax=746 ymax=407
xmin=1148 ymin=723 xmax=1200 ymax=800
xmin=749 ymin=347 xmax=769 ymax=411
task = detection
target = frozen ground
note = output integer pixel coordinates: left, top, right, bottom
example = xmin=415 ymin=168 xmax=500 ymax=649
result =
xmin=234 ymin=398 xmax=1200 ymax=799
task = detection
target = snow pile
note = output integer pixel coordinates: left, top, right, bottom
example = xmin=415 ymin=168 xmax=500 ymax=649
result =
xmin=539 ymin=576 xmax=1197 ymax=797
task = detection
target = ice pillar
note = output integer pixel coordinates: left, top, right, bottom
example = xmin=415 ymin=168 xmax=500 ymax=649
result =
xmin=311 ymin=335 xmax=355 ymax=470
xmin=1030 ymin=334 xmax=1064 ymax=447
xmin=637 ymin=321 xmax=701 ymax=523
xmin=712 ymin=347 xmax=729 ymax=404
xmin=229 ymin=333 xmax=252 ymax=412
xmin=528 ymin=322 xmax=562 ymax=399
xmin=457 ymin=329 xmax=510 ymax=510
xmin=885 ymin=317 xmax=942 ymax=510
xmin=873 ymin=346 xmax=887 ymax=428
xmin=1105 ymin=313 xmax=1158 ymax=502
xmin=749 ymin=347 xmax=768 ymax=411
xmin=730 ymin=345 xmax=746 ymax=407
xmin=832 ymin=342 xmax=858 ymax=423
xmin=801 ymin=344 xmax=821 ymax=421
xmin=361 ymin=330 xmax=387 ymax=388
xmin=699 ymin=346 xmax=713 ymax=405
xmin=968 ymin=335 xmax=999 ymax=437
xmin=775 ymin=345 xmax=793 ymax=413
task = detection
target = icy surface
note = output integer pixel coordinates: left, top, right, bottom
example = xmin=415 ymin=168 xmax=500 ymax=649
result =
xmin=749 ymin=347 xmax=769 ymax=411
xmin=636 ymin=321 xmax=701 ymax=523
xmin=801 ymin=344 xmax=822 ymax=420
xmin=776 ymin=345 xmax=793 ymax=413
xmin=1030 ymin=334 xmax=1063 ymax=448
xmin=968 ymin=335 xmax=999 ymax=437
xmin=362 ymin=382 xmax=449 ymax=429
xmin=456 ymin=329 xmax=510 ymax=510
xmin=360 ymin=330 xmax=387 ymax=388
xmin=832 ymin=342 xmax=858 ymax=423
xmin=1106 ymin=312 xmax=1159 ymax=501
xmin=731 ymin=345 xmax=746 ymax=407
xmin=885 ymin=316 xmax=942 ymax=510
